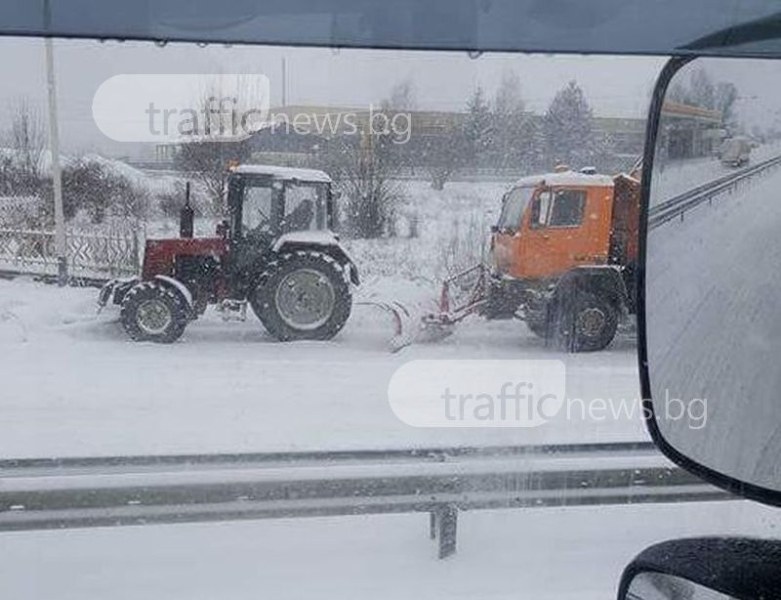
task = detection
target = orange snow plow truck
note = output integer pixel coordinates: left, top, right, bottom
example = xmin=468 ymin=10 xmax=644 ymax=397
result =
xmin=424 ymin=167 xmax=641 ymax=352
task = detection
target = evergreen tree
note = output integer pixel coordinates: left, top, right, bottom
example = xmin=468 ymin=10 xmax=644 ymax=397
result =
xmin=463 ymin=86 xmax=493 ymax=166
xmin=543 ymin=80 xmax=595 ymax=169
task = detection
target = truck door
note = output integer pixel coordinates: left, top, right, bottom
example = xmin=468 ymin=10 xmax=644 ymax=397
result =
xmin=518 ymin=186 xmax=611 ymax=280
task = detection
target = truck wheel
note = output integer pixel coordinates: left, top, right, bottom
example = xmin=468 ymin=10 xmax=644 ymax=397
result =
xmin=251 ymin=251 xmax=352 ymax=341
xmin=120 ymin=282 xmax=189 ymax=343
xmin=525 ymin=317 xmax=550 ymax=339
xmin=554 ymin=292 xmax=618 ymax=352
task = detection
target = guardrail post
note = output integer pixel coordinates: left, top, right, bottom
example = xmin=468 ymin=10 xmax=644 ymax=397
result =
xmin=431 ymin=503 xmax=458 ymax=559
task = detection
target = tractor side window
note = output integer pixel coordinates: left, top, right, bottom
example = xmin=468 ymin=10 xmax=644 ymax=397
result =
xmin=242 ymin=185 xmax=274 ymax=235
xmin=548 ymin=190 xmax=586 ymax=227
xmin=283 ymin=184 xmax=321 ymax=232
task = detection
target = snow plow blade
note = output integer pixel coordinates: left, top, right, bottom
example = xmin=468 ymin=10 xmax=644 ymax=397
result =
xmin=355 ymin=300 xmax=416 ymax=352
xmin=420 ymin=263 xmax=489 ymax=334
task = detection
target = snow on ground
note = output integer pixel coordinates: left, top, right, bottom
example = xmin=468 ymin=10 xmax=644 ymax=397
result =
xmin=1 ymin=500 xmax=778 ymax=600
xmin=0 ymin=275 xmax=642 ymax=459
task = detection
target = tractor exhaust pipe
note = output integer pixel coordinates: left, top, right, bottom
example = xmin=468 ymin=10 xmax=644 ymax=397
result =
xmin=180 ymin=181 xmax=194 ymax=238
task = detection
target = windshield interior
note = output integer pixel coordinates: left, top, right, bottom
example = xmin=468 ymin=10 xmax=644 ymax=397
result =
xmin=496 ymin=186 xmax=534 ymax=231
xmin=1 ymin=35 xmax=780 ymax=600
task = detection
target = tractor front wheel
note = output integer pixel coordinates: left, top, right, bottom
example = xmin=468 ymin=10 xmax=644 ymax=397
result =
xmin=251 ymin=251 xmax=352 ymax=341
xmin=120 ymin=282 xmax=189 ymax=343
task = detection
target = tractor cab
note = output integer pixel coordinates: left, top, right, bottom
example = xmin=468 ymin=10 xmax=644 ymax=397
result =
xmin=226 ymin=165 xmax=336 ymax=243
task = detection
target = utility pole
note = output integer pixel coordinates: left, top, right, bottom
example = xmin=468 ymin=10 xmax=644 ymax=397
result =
xmin=281 ymin=57 xmax=287 ymax=106
xmin=44 ymin=0 xmax=67 ymax=286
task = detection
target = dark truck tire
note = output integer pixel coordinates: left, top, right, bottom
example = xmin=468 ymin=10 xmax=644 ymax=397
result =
xmin=525 ymin=317 xmax=549 ymax=339
xmin=553 ymin=291 xmax=618 ymax=352
xmin=120 ymin=281 xmax=189 ymax=343
xmin=251 ymin=251 xmax=352 ymax=341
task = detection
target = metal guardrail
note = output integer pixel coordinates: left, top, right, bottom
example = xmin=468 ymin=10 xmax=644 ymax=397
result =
xmin=0 ymin=442 xmax=732 ymax=558
xmin=648 ymin=154 xmax=781 ymax=229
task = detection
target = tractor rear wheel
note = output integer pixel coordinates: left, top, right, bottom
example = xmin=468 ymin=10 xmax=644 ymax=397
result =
xmin=120 ymin=282 xmax=189 ymax=343
xmin=251 ymin=251 xmax=352 ymax=341
xmin=553 ymin=291 xmax=618 ymax=352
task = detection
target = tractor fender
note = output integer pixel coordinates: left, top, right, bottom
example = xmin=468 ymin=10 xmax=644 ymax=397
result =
xmin=154 ymin=275 xmax=195 ymax=312
xmin=274 ymin=234 xmax=360 ymax=286
xmin=552 ymin=266 xmax=629 ymax=311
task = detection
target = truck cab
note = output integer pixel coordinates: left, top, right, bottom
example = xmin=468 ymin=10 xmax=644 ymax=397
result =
xmin=492 ymin=169 xmax=639 ymax=284
xmin=488 ymin=168 xmax=641 ymax=351
xmin=491 ymin=171 xmax=617 ymax=282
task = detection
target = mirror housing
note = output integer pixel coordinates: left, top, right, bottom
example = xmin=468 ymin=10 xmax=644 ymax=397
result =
xmin=639 ymin=55 xmax=781 ymax=505
xmin=619 ymin=538 xmax=781 ymax=600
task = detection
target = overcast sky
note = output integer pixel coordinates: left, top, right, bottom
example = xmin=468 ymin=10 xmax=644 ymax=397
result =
xmin=0 ymin=36 xmax=779 ymax=159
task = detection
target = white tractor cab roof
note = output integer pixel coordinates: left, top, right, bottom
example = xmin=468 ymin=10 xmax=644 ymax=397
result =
xmin=232 ymin=164 xmax=332 ymax=184
xmin=512 ymin=170 xmax=614 ymax=189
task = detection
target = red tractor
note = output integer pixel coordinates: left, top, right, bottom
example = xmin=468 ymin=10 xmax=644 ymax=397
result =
xmin=98 ymin=165 xmax=359 ymax=343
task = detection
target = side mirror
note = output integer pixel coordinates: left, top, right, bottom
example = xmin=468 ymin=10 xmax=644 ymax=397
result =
xmin=639 ymin=55 xmax=781 ymax=505
xmin=618 ymin=538 xmax=781 ymax=600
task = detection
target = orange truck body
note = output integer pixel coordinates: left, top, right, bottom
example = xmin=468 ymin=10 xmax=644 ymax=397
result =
xmin=425 ymin=167 xmax=642 ymax=351
xmin=492 ymin=171 xmax=641 ymax=282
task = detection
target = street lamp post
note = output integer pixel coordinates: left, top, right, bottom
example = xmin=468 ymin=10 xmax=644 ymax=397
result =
xmin=43 ymin=3 xmax=67 ymax=286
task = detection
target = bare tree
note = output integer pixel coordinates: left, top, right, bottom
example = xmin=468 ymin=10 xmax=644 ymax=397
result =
xmin=421 ymin=123 xmax=468 ymax=190
xmin=174 ymin=76 xmax=265 ymax=215
xmin=0 ymin=98 xmax=47 ymax=199
xmin=9 ymin=98 xmax=45 ymax=180
xmin=320 ymin=130 xmax=401 ymax=239
xmin=382 ymin=79 xmax=417 ymax=112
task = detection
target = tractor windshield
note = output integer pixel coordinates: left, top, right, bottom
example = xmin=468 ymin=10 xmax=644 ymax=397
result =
xmin=242 ymin=184 xmax=274 ymax=235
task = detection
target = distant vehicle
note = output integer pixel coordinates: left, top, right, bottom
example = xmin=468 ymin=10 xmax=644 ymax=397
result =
xmin=718 ymin=136 xmax=752 ymax=167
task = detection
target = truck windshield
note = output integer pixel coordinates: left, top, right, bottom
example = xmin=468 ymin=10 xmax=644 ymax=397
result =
xmin=496 ymin=187 xmax=535 ymax=231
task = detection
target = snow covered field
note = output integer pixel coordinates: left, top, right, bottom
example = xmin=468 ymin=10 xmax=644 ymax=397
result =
xmin=1 ymin=500 xmax=778 ymax=600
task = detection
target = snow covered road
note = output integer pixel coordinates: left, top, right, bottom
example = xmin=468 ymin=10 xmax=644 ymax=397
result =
xmin=1 ymin=500 xmax=776 ymax=600
xmin=0 ymin=277 xmax=643 ymax=459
